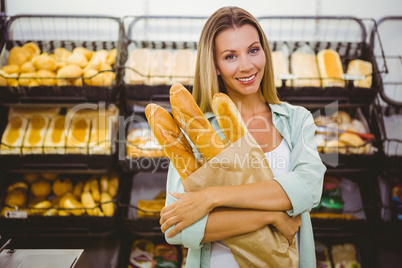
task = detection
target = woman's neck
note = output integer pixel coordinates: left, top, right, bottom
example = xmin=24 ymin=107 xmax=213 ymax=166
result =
xmin=227 ymin=89 xmax=270 ymax=117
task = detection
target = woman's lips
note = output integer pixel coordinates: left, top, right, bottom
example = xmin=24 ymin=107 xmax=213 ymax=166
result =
xmin=236 ymin=73 xmax=257 ymax=84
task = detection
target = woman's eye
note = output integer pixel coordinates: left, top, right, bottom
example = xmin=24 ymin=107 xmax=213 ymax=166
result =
xmin=250 ymin=48 xmax=259 ymax=54
xmin=225 ymin=54 xmax=236 ymax=60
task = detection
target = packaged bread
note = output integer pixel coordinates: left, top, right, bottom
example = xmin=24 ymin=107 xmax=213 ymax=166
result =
xmin=145 ymin=103 xmax=201 ymax=179
xmin=127 ymin=48 xmax=151 ymax=85
xmin=88 ymin=118 xmax=111 ymax=155
xmin=346 ymin=59 xmax=372 ymax=88
xmin=171 ymin=49 xmax=196 ymax=85
xmin=272 ymin=44 xmax=291 ymax=87
xmin=44 ymin=116 xmax=67 ymax=154
xmin=66 ymin=117 xmax=91 ymax=154
xmin=0 ymin=117 xmax=29 ymax=154
xmin=290 ymin=44 xmax=321 ymax=87
xmin=317 ymin=49 xmax=345 ymax=87
xmin=8 ymin=107 xmax=61 ymax=120
xmin=331 ymin=243 xmax=361 ymax=268
xmin=22 ymin=115 xmax=50 ymax=154
xmin=149 ymin=49 xmax=172 ymax=85
xmin=126 ymin=128 xmax=166 ymax=158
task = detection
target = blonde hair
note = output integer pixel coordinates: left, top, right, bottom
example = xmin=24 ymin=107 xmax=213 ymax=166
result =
xmin=193 ymin=6 xmax=281 ymax=113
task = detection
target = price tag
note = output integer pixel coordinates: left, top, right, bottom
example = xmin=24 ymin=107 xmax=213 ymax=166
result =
xmin=5 ymin=210 xmax=28 ymax=219
xmin=275 ymin=74 xmax=297 ymax=80
xmin=342 ymin=74 xmax=366 ymax=81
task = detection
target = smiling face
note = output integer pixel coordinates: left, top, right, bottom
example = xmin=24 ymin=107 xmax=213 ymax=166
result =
xmin=214 ymin=24 xmax=266 ymax=98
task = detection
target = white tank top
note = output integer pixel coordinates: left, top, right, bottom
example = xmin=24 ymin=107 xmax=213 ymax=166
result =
xmin=209 ymin=138 xmax=291 ymax=268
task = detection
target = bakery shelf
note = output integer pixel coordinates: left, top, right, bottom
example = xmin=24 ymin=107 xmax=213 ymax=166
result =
xmin=119 ymin=172 xmax=166 ymax=236
xmin=370 ymin=16 xmax=402 ymax=111
xmin=0 ymin=173 xmax=121 ymax=236
xmin=122 ymin=16 xmax=207 ymax=102
xmin=0 ymin=15 xmax=125 ymax=105
xmin=257 ymin=16 xmax=383 ymax=105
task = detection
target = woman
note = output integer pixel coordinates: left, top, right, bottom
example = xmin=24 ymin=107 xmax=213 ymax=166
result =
xmin=160 ymin=6 xmax=326 ymax=268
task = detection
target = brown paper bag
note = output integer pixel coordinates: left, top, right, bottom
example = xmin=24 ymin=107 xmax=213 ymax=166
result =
xmin=182 ymin=132 xmax=298 ymax=267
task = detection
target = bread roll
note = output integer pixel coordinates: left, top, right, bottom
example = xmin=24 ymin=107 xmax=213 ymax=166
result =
xmin=72 ymin=47 xmax=94 ymax=61
xmin=137 ymin=199 xmax=165 ymax=218
xmin=106 ymin=48 xmax=117 ymax=66
xmin=324 ymin=139 xmax=347 ymax=154
xmin=8 ymin=46 xmax=30 ymax=66
xmin=23 ymin=42 xmax=41 ymax=59
xmin=66 ymin=117 xmax=91 ymax=154
xmin=212 ymin=93 xmax=247 ymax=145
xmin=149 ymin=50 xmax=172 ymax=85
xmin=291 ymin=52 xmax=321 ymax=87
xmin=44 ymin=116 xmax=67 ymax=154
xmin=170 ymin=83 xmax=225 ymax=160
xmin=317 ymin=49 xmax=345 ymax=87
xmin=339 ymin=133 xmax=366 ymax=154
xmin=57 ymin=64 xmax=83 ymax=86
xmin=20 ymin=61 xmax=37 ymax=73
xmin=54 ymin=48 xmax=72 ymax=62
xmin=2 ymin=64 xmax=20 ymax=74
xmin=33 ymin=53 xmax=57 ymax=72
xmin=347 ymin=59 xmax=372 ymax=88
xmin=22 ymin=115 xmax=50 ymax=154
xmin=67 ymin=52 xmax=88 ymax=68
xmin=128 ymin=48 xmax=151 ymax=84
xmin=18 ymin=72 xmax=37 ymax=87
xmin=171 ymin=49 xmax=196 ymax=85
xmin=331 ymin=111 xmax=352 ymax=125
xmin=145 ymin=103 xmax=200 ymax=179
xmin=83 ymin=49 xmax=108 ymax=72
xmin=36 ymin=70 xmax=57 ymax=86
xmin=0 ymin=117 xmax=29 ymax=154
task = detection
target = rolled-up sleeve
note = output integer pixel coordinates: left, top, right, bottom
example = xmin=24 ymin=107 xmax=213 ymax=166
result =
xmin=164 ymin=162 xmax=209 ymax=249
xmin=272 ymin=109 xmax=326 ymax=216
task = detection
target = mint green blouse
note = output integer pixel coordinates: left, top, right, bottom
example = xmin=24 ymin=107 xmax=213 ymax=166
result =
xmin=164 ymin=102 xmax=326 ymax=268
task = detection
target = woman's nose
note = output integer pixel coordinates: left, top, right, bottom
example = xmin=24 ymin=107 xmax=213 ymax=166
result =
xmin=238 ymin=56 xmax=253 ymax=72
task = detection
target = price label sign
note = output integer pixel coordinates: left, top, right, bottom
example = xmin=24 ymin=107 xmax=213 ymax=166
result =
xmin=5 ymin=210 xmax=28 ymax=219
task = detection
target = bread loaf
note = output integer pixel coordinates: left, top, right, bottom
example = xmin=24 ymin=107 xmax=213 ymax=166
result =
xmin=291 ymin=52 xmax=321 ymax=87
xmin=44 ymin=116 xmax=67 ymax=154
xmin=212 ymin=93 xmax=247 ymax=144
xmin=171 ymin=49 xmax=196 ymax=85
xmin=88 ymin=118 xmax=111 ymax=155
xmin=149 ymin=50 xmax=172 ymax=85
xmin=22 ymin=115 xmax=50 ymax=154
xmin=128 ymin=48 xmax=151 ymax=85
xmin=170 ymin=83 xmax=225 ymax=160
xmin=145 ymin=103 xmax=201 ymax=179
xmin=66 ymin=117 xmax=91 ymax=154
xmin=317 ymin=49 xmax=345 ymax=87
xmin=126 ymin=128 xmax=166 ymax=158
xmin=271 ymin=50 xmax=291 ymax=87
xmin=346 ymin=59 xmax=372 ymax=88
xmin=0 ymin=117 xmax=29 ymax=154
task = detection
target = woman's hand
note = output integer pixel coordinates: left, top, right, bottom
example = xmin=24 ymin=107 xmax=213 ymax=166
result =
xmin=271 ymin=212 xmax=301 ymax=246
xmin=160 ymin=188 xmax=217 ymax=238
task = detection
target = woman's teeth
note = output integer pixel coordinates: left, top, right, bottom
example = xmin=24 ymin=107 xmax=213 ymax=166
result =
xmin=238 ymin=74 xmax=256 ymax=82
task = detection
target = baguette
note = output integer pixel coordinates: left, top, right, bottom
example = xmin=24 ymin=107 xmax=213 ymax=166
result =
xmin=212 ymin=93 xmax=247 ymax=144
xmin=169 ymin=83 xmax=225 ymax=160
xmin=145 ymin=103 xmax=200 ymax=179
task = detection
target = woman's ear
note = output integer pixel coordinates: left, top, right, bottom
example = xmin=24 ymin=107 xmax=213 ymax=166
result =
xmin=216 ymin=68 xmax=221 ymax=75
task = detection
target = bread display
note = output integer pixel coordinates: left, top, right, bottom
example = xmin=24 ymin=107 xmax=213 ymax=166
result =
xmin=1 ymin=173 xmax=118 ymax=217
xmin=22 ymin=115 xmax=50 ymax=154
xmin=0 ymin=43 xmax=117 ymax=87
xmin=169 ymin=83 xmax=225 ymax=160
xmin=211 ymin=92 xmax=247 ymax=145
xmin=171 ymin=49 xmax=196 ymax=85
xmin=315 ymin=110 xmax=372 ymax=155
xmin=145 ymin=103 xmax=200 ymax=179
xmin=346 ymin=59 xmax=372 ymax=88
xmin=290 ymin=45 xmax=321 ymax=87
xmin=44 ymin=116 xmax=67 ymax=154
xmin=8 ymin=107 xmax=61 ymax=120
xmin=331 ymin=243 xmax=361 ymax=268
xmin=0 ymin=117 xmax=29 ymax=154
xmin=317 ymin=49 xmax=345 ymax=87
xmin=66 ymin=117 xmax=91 ymax=154
xmin=126 ymin=128 xmax=166 ymax=158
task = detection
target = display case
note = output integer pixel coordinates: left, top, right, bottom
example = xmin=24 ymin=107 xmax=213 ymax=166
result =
xmin=0 ymin=15 xmax=124 ymax=105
